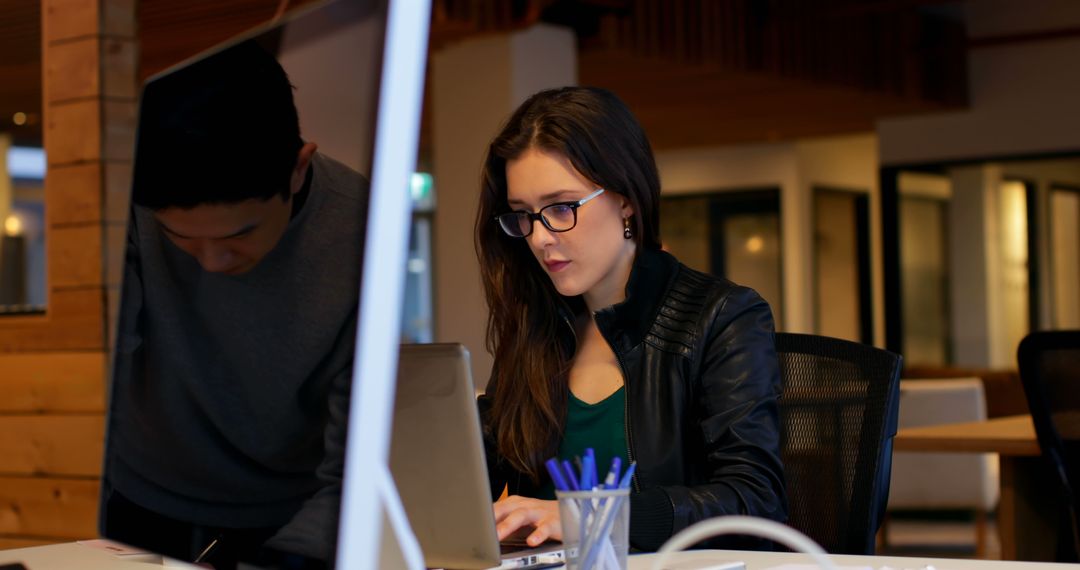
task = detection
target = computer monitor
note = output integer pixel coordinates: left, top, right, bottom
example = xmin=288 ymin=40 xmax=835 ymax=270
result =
xmin=101 ymin=0 xmax=429 ymax=567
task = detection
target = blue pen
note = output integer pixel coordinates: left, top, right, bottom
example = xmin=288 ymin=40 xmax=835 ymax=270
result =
xmin=561 ymin=459 xmax=581 ymax=491
xmin=578 ymin=453 xmax=596 ymax=490
xmin=603 ymin=457 xmax=622 ymax=490
xmin=618 ymin=461 xmax=637 ymax=489
xmin=580 ymin=453 xmax=595 ymax=490
xmin=584 ymin=448 xmax=598 ymax=489
xmin=545 ymin=458 xmax=569 ymax=491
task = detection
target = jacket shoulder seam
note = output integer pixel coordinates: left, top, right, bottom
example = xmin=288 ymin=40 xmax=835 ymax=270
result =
xmin=644 ymin=264 xmax=730 ymax=356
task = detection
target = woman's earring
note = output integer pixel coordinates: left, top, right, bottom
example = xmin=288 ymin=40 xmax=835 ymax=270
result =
xmin=623 ymin=217 xmax=633 ymax=240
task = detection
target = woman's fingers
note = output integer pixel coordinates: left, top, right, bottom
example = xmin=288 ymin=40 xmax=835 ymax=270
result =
xmin=525 ymin=522 xmax=552 ymax=546
xmin=495 ymin=505 xmax=537 ymax=540
xmin=492 ymin=496 xmax=562 ymax=543
xmin=493 ymin=494 xmax=528 ymax=522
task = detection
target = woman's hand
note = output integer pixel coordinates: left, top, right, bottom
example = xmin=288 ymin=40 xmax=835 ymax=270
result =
xmin=492 ymin=495 xmax=562 ymax=546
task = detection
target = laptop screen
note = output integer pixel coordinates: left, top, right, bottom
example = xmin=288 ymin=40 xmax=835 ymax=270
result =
xmin=100 ymin=0 xmax=425 ymax=566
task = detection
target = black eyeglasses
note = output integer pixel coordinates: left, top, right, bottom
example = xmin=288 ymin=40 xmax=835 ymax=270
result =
xmin=495 ymin=188 xmax=605 ymax=238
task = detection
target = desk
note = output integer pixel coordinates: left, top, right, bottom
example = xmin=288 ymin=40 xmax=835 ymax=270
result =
xmin=3 ymin=543 xmax=1078 ymax=570
xmin=629 ymin=548 xmax=1078 ymax=569
xmin=894 ymin=415 xmax=1038 ymax=456
xmin=894 ymin=415 xmax=1057 ymax=562
xmin=0 ymin=542 xmax=199 ymax=569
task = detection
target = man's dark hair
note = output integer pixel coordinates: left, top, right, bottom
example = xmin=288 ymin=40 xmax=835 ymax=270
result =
xmin=132 ymin=39 xmax=303 ymax=210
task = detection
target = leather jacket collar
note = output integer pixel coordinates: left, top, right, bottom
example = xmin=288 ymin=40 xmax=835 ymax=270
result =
xmin=594 ymin=248 xmax=678 ymax=353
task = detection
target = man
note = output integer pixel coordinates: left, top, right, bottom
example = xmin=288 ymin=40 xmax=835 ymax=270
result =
xmin=104 ymin=39 xmax=365 ymax=569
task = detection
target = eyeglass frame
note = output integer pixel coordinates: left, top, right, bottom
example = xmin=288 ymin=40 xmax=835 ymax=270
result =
xmin=494 ymin=188 xmax=606 ymax=238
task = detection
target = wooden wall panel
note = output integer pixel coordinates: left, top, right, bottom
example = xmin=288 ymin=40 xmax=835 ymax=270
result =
xmin=0 ymin=537 xmax=60 ymax=550
xmin=47 ymin=163 xmax=103 ymax=226
xmin=45 ymin=37 xmax=100 ymax=102
xmin=0 ymin=0 xmax=135 ymax=550
xmin=0 ymin=416 xmax=105 ymax=477
xmin=103 ymin=100 xmax=136 ymax=162
xmin=103 ymin=162 xmax=131 ymax=224
xmin=43 ymin=0 xmax=99 ymax=42
xmin=105 ymin=286 xmax=121 ymax=354
xmin=0 ymin=353 xmax=106 ymax=413
xmin=49 ymin=226 xmax=104 ymax=289
xmin=102 ymin=38 xmax=137 ymax=99
xmin=103 ymin=0 xmax=137 ymax=38
xmin=45 ymin=99 xmax=101 ymax=165
xmin=0 ymin=289 xmax=105 ymax=351
xmin=0 ymin=477 xmax=99 ymax=539
xmin=103 ymin=223 xmax=126 ymax=287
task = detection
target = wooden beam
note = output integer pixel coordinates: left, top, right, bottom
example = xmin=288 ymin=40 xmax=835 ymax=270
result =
xmin=46 ymin=163 xmax=104 ymax=226
xmin=0 ymin=353 xmax=107 ymax=413
xmin=48 ymin=226 xmax=104 ymax=289
xmin=44 ymin=0 xmax=103 ymax=42
xmin=0 ymin=0 xmax=135 ymax=549
xmin=0 ymin=536 xmax=62 ymax=550
xmin=0 ymin=288 xmax=105 ymax=352
xmin=0 ymin=477 xmax=99 ymax=539
xmin=45 ymin=37 xmax=101 ymax=103
xmin=0 ymin=415 xmax=105 ymax=477
xmin=45 ymin=99 xmax=102 ymax=165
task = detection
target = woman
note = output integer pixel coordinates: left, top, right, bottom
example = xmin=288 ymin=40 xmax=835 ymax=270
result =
xmin=475 ymin=86 xmax=787 ymax=552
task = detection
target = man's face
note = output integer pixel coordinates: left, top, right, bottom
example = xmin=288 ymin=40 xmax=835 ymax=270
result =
xmin=154 ymin=196 xmax=294 ymax=275
xmin=153 ymin=142 xmax=317 ymax=275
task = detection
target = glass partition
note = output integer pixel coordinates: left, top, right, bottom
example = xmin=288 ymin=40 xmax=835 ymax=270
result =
xmin=660 ymin=189 xmax=784 ymax=328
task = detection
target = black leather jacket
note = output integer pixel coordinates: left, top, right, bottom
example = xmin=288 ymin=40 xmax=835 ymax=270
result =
xmin=480 ymin=248 xmax=788 ymax=551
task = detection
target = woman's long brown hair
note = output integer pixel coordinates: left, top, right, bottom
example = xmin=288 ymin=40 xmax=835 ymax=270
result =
xmin=475 ymin=87 xmax=662 ymax=482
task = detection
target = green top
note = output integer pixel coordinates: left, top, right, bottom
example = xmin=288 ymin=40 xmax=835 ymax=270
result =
xmin=539 ymin=386 xmax=631 ymax=499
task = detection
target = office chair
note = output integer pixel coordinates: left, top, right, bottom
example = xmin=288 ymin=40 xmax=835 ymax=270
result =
xmin=775 ymin=332 xmax=902 ymax=555
xmin=1017 ymin=330 xmax=1080 ymax=562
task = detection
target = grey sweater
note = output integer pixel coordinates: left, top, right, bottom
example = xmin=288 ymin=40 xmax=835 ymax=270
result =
xmin=106 ymin=153 xmax=366 ymax=560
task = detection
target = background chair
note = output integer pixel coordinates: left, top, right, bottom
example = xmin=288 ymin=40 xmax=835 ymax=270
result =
xmin=1017 ymin=330 xmax=1080 ymax=562
xmin=884 ymin=378 xmax=999 ymax=557
xmin=775 ymin=332 xmax=902 ymax=555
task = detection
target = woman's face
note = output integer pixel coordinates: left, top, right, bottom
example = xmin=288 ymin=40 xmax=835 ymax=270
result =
xmin=505 ymin=147 xmax=636 ymax=308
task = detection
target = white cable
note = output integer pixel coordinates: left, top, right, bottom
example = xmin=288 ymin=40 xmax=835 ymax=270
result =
xmin=648 ymin=516 xmax=838 ymax=570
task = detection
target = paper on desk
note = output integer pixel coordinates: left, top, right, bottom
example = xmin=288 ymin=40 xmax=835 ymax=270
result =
xmin=764 ymin=565 xmax=872 ymax=570
xmin=77 ymin=540 xmax=201 ymax=567
xmin=77 ymin=539 xmax=152 ymax=556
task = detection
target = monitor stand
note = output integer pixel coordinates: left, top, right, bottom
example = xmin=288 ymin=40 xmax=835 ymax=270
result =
xmin=377 ymin=464 xmax=424 ymax=569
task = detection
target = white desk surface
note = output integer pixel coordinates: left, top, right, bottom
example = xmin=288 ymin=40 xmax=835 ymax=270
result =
xmin=3 ymin=543 xmax=1079 ymax=570
xmin=626 ymin=549 xmax=1080 ymax=569
xmin=0 ymin=542 xmax=201 ymax=569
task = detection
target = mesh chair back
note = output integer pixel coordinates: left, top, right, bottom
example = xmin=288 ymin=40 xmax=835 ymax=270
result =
xmin=775 ymin=333 xmax=902 ymax=555
xmin=1017 ymin=330 xmax=1080 ymax=560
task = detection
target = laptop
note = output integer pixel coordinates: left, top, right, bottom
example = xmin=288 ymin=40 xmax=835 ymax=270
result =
xmin=390 ymin=343 xmax=565 ymax=569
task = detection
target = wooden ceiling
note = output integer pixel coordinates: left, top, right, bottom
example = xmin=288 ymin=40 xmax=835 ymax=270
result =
xmin=137 ymin=0 xmax=324 ymax=80
xmin=430 ymin=0 xmax=968 ymax=148
xmin=2 ymin=0 xmax=968 ymax=149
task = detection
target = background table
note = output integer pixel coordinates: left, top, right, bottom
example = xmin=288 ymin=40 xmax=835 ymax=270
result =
xmin=894 ymin=415 xmax=1059 ymax=562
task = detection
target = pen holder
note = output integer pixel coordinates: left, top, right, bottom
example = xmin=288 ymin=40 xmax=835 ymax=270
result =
xmin=556 ymin=488 xmax=630 ymax=570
